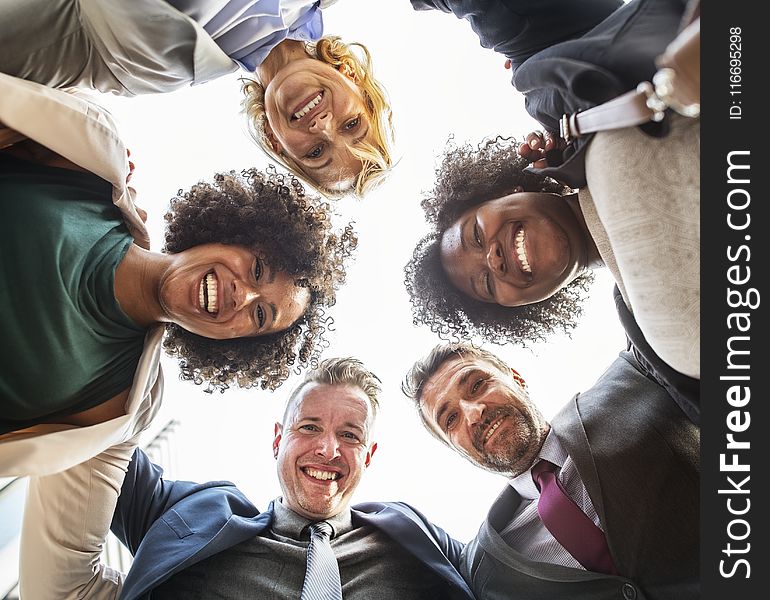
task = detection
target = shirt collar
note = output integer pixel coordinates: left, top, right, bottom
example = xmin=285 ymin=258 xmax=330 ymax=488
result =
xmin=272 ymin=497 xmax=354 ymax=540
xmin=508 ymin=430 xmax=568 ymax=499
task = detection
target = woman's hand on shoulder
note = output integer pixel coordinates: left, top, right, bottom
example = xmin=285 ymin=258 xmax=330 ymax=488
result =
xmin=518 ymin=130 xmax=565 ymax=168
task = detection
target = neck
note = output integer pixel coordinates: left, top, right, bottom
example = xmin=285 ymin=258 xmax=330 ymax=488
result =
xmin=564 ymin=192 xmax=603 ymax=269
xmin=255 ymin=39 xmax=310 ymax=85
xmin=114 ymin=244 xmax=171 ymax=327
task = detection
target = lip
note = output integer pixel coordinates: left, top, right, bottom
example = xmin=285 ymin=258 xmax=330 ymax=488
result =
xmin=505 ymin=222 xmax=534 ymax=283
xmin=195 ymin=267 xmax=230 ymax=320
xmin=482 ymin=415 xmax=507 ymax=447
xmin=300 ymin=464 xmax=344 ymax=485
xmin=291 ymin=90 xmax=325 ymax=123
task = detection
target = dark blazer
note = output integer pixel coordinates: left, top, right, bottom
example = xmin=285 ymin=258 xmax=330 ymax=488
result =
xmin=111 ymin=449 xmax=476 ymax=600
xmin=411 ymin=0 xmax=687 ymax=187
xmin=461 ymin=352 xmax=699 ymax=599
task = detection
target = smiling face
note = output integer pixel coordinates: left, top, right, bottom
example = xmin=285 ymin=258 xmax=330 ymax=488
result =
xmin=419 ymin=356 xmax=549 ymax=477
xmin=440 ymin=191 xmax=592 ymax=307
xmin=159 ymin=243 xmax=310 ymax=339
xmin=275 ymin=382 xmax=376 ymax=520
xmin=262 ymin=58 xmax=374 ymax=190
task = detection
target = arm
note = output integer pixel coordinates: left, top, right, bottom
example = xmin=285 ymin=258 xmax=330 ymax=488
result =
xmin=110 ymin=448 xmax=181 ymax=554
xmin=411 ymin=0 xmax=622 ymax=71
xmin=19 ymin=439 xmax=138 ymax=600
xmin=0 ymin=73 xmax=150 ymax=249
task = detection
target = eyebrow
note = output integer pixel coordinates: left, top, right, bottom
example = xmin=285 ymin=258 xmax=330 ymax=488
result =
xmin=269 ymin=303 xmax=278 ymax=328
xmin=265 ymin=262 xmax=276 ymax=284
xmin=343 ymin=421 xmax=365 ymax=434
xmin=434 ymin=368 xmax=475 ymax=430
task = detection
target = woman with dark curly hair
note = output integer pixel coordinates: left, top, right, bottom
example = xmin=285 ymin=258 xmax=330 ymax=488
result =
xmin=0 ymin=74 xmax=354 ymax=477
xmin=405 ymin=138 xmax=597 ymax=346
xmin=405 ymin=136 xmax=699 ymax=418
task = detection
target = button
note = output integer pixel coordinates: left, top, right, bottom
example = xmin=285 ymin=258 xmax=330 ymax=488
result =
xmin=621 ymin=583 xmax=637 ymax=600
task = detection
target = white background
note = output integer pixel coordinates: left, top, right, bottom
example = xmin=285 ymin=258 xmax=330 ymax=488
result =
xmin=98 ymin=0 xmax=626 ymax=542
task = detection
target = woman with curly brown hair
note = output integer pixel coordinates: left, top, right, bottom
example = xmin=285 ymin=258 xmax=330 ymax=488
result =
xmin=0 ymin=1 xmax=395 ymax=198
xmin=0 ymin=73 xmax=355 ymax=477
xmin=405 ymin=136 xmax=699 ymax=420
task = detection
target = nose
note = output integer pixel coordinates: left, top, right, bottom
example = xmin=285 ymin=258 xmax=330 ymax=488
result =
xmin=314 ymin=431 xmax=341 ymax=461
xmin=233 ymin=279 xmax=260 ymax=311
xmin=486 ymin=240 xmax=506 ymax=275
xmin=309 ymin=111 xmax=333 ymax=136
xmin=459 ymin=399 xmax=486 ymax=426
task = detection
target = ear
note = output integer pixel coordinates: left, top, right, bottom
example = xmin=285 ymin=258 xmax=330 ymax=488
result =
xmin=337 ymin=63 xmax=358 ymax=83
xmin=510 ymin=367 xmax=527 ymax=390
xmin=364 ymin=442 xmax=378 ymax=468
xmin=273 ymin=422 xmax=283 ymax=459
xmin=264 ymin=121 xmax=282 ymax=154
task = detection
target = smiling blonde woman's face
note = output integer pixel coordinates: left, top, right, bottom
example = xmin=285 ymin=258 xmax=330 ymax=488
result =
xmin=262 ymin=58 xmax=376 ymax=191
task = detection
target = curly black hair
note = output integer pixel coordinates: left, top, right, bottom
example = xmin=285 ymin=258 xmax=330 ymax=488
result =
xmin=162 ymin=167 xmax=357 ymax=392
xmin=404 ymin=138 xmax=595 ymax=346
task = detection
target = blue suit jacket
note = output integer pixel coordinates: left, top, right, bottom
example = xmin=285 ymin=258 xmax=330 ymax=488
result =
xmin=111 ymin=450 xmax=475 ymax=600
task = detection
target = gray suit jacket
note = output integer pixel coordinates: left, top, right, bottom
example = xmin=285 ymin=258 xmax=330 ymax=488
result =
xmin=461 ymin=352 xmax=699 ymax=600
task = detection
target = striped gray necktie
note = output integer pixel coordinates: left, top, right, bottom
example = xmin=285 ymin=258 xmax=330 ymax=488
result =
xmin=300 ymin=521 xmax=343 ymax=600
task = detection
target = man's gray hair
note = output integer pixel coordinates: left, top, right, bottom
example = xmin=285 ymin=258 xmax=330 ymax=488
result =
xmin=284 ymin=357 xmax=382 ymax=422
xmin=402 ymin=343 xmax=510 ymax=441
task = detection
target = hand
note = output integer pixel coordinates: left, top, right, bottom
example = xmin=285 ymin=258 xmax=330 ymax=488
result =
xmin=126 ymin=148 xmax=135 ymax=184
xmin=517 ymin=130 xmax=565 ymax=168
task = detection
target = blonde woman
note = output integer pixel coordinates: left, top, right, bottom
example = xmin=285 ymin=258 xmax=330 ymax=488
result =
xmin=0 ymin=0 xmax=394 ymax=196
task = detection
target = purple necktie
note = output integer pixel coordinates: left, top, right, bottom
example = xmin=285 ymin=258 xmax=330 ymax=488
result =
xmin=532 ymin=460 xmax=618 ymax=575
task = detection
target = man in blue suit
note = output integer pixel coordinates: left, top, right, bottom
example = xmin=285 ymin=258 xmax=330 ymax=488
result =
xmin=22 ymin=357 xmax=475 ymax=599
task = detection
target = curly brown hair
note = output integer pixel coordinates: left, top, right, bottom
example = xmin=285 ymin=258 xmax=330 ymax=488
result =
xmin=404 ymin=138 xmax=594 ymax=346
xmin=163 ymin=167 xmax=357 ymax=391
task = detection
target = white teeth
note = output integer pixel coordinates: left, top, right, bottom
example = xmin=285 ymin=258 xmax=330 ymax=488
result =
xmin=293 ymin=93 xmax=322 ymax=119
xmin=515 ymin=229 xmax=532 ymax=273
xmin=485 ymin=418 xmax=503 ymax=443
xmin=199 ymin=273 xmax=218 ymax=313
xmin=304 ymin=468 xmax=339 ymax=481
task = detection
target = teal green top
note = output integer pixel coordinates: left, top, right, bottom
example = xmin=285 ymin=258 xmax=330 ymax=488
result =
xmin=0 ymin=153 xmax=146 ymax=434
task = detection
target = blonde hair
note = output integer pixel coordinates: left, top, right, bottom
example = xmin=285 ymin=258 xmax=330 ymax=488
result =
xmin=242 ymin=36 xmax=394 ymax=199
xmin=283 ymin=357 xmax=382 ymax=423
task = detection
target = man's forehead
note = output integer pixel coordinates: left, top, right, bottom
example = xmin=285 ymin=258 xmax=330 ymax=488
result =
xmin=421 ymin=356 xmax=491 ymax=406
xmin=291 ymin=382 xmax=372 ymax=422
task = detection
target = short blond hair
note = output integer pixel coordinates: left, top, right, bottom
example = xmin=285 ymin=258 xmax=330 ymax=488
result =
xmin=242 ymin=36 xmax=394 ymax=199
xmin=283 ymin=357 xmax=382 ymax=423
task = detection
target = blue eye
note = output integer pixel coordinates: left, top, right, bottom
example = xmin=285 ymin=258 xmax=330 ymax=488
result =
xmin=344 ymin=117 xmax=360 ymax=131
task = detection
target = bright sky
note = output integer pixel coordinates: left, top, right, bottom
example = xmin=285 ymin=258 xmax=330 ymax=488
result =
xmin=96 ymin=0 xmax=627 ymax=543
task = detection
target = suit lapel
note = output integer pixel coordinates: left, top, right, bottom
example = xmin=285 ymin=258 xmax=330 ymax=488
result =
xmin=475 ymin=485 xmax=609 ymax=583
xmin=551 ymin=394 xmax=609 ymax=529
xmin=122 ymin=508 xmax=274 ymax=600
xmin=353 ymin=504 xmax=475 ymax=599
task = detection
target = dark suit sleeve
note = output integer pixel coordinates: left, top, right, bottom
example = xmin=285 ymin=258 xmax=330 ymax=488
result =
xmin=397 ymin=502 xmax=465 ymax=568
xmin=410 ymin=0 xmax=622 ymax=70
xmin=110 ymin=448 xmax=179 ymax=554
